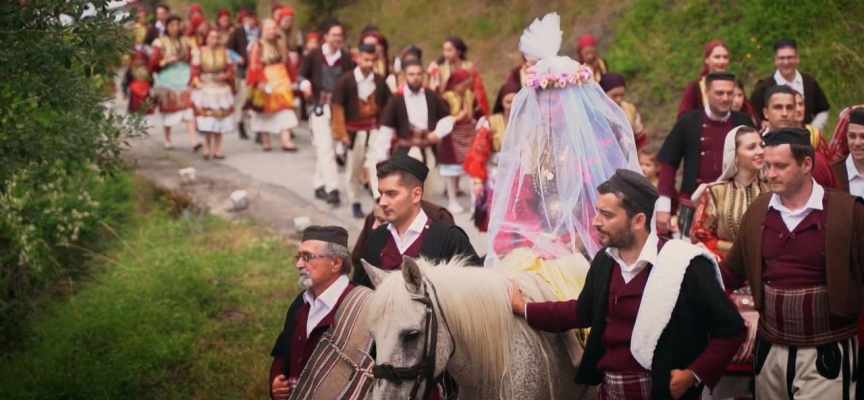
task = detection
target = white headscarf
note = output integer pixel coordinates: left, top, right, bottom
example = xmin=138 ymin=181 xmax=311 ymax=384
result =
xmin=690 ymin=125 xmax=753 ymax=203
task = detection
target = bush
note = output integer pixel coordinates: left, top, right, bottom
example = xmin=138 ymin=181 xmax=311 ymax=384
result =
xmin=0 ymin=0 xmax=140 ymax=348
xmin=606 ymin=0 xmax=864 ymax=136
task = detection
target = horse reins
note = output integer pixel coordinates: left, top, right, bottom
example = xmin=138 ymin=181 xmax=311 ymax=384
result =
xmin=372 ymin=278 xmax=455 ymax=399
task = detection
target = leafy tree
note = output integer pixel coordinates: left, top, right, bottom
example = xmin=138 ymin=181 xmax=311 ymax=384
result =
xmin=0 ymin=0 xmax=140 ymax=344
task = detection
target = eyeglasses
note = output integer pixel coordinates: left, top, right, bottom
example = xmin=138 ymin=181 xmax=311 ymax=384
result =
xmin=294 ymin=252 xmax=332 ymax=263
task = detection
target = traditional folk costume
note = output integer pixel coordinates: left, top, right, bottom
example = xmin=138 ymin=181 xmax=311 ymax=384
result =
xmin=505 ymin=62 xmax=530 ymax=87
xmin=428 ymin=58 xmax=490 ymax=116
xmin=190 ymin=45 xmax=235 ymax=134
xmin=299 ymin=44 xmax=356 ymax=200
xmin=122 ymin=47 xmax=155 ymax=117
xmin=438 ymin=70 xmax=480 ymax=180
xmin=599 ymin=73 xmax=648 ymax=150
xmin=375 ymin=78 xmax=455 ymax=197
xmin=657 ymin=80 xmax=756 ymax=238
xmin=761 ymin=126 xmax=839 ymax=191
xmin=831 ymin=109 xmax=864 ymax=197
xmin=677 ymin=40 xmax=726 ymax=118
xmin=246 ymin=36 xmax=299 ymax=135
xmin=330 ymin=60 xmax=392 ymax=212
xmin=524 ymin=170 xmax=746 ymax=400
xmin=150 ymin=34 xmax=195 ymax=127
xmin=464 ymin=82 xmax=520 ymax=232
xmin=576 ymin=34 xmax=608 ymax=82
xmin=269 ymin=226 xmax=373 ymax=400
xmin=721 ymin=130 xmax=864 ymax=399
xmin=829 ymin=106 xmax=864 ymax=163
xmin=354 ymin=154 xmax=481 ymax=288
xmin=750 ymin=71 xmax=831 ymax=129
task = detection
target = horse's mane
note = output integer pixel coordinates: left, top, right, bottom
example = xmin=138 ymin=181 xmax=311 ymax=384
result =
xmin=367 ymin=257 xmax=514 ymax=397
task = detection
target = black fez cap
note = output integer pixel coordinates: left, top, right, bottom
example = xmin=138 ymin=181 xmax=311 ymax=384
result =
xmin=358 ymin=43 xmax=376 ymax=54
xmin=705 ymin=71 xmax=736 ymax=85
xmin=379 ymin=152 xmax=429 ymax=182
xmin=605 ymin=169 xmax=659 ymax=215
xmin=849 ymin=109 xmax=864 ymax=126
xmin=762 ymin=127 xmax=811 ymax=147
xmin=302 ymin=225 xmax=349 ymax=247
xmin=773 ymin=38 xmax=797 ymax=52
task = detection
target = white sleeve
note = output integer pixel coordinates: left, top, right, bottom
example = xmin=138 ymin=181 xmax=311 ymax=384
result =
xmin=433 ymin=115 xmax=455 ymax=139
xmin=375 ymin=126 xmax=395 ymax=161
xmin=811 ymin=111 xmax=829 ymax=130
xmin=656 ymin=196 xmax=672 ymax=213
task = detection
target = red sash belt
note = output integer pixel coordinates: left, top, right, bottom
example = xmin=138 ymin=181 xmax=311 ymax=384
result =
xmin=760 ymin=284 xmax=857 ymax=346
xmin=345 ymin=118 xmax=377 ymax=132
xmin=601 ymin=371 xmax=652 ymax=400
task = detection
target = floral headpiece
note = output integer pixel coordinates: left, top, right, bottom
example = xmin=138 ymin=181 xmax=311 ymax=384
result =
xmin=526 ymin=65 xmax=594 ymax=89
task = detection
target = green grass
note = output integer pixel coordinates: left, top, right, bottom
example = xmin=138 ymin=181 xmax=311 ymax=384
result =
xmin=607 ymin=0 xmax=864 ymax=138
xmin=0 ymin=181 xmax=302 ymax=399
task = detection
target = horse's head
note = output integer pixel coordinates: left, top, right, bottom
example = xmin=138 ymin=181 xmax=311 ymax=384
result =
xmin=363 ymin=257 xmax=454 ymax=400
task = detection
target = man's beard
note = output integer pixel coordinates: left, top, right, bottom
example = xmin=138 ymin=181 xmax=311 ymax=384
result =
xmin=601 ymin=226 xmax=636 ymax=249
xmin=407 ymin=82 xmax=422 ymax=93
xmin=298 ymin=269 xmax=312 ymax=289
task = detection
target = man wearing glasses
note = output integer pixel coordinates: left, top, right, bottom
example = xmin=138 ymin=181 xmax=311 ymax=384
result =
xmin=268 ymin=225 xmax=360 ymax=400
xmin=750 ymin=38 xmax=831 ymax=130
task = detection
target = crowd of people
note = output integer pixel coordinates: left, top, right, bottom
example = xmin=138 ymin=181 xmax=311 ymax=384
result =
xmin=120 ymin=6 xmax=864 ymax=400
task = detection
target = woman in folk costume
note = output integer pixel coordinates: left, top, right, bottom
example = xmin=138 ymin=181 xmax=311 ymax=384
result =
xmin=731 ymin=79 xmax=761 ymax=126
xmin=599 ymin=73 xmax=648 ymax=150
xmin=215 ymin=9 xmax=234 ymax=47
xmin=246 ymin=19 xmax=299 ymax=152
xmin=464 ymin=81 xmax=521 ymax=232
xmin=677 ymin=40 xmax=730 ymax=118
xmin=359 ymin=30 xmax=397 ymax=93
xmin=438 ymin=69 xmax=482 ymax=214
xmin=275 ymin=7 xmax=303 ymax=71
xmin=688 ymin=125 xmax=767 ymax=397
xmin=486 ymin=13 xmax=641 ymax=304
xmin=427 ymin=36 xmax=490 ymax=116
xmin=793 ymin=90 xmax=830 ymax=156
xmin=575 ymin=34 xmax=607 ymax=82
xmin=828 ymin=105 xmax=864 ymax=163
xmin=190 ymin=27 xmax=235 ymax=160
xmin=150 ymin=15 xmax=201 ymax=151
xmin=122 ymin=45 xmax=155 ymax=120
xmin=187 ymin=14 xmax=208 ymax=48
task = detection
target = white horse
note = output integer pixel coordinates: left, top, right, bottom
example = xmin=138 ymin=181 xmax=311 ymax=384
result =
xmin=361 ymin=256 xmax=596 ymax=400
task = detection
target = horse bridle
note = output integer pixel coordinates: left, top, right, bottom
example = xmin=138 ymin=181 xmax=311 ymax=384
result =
xmin=371 ymin=278 xmax=455 ymax=399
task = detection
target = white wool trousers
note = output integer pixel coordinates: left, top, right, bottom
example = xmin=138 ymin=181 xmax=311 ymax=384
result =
xmin=754 ymin=336 xmax=857 ymax=399
xmin=346 ymin=129 xmax=379 ymax=204
xmin=310 ymin=105 xmax=339 ymax=193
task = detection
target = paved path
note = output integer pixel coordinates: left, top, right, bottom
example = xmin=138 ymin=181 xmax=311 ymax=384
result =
xmin=124 ymin=103 xmax=488 ymax=255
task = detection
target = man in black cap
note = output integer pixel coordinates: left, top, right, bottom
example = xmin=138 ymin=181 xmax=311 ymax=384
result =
xmin=269 ymin=225 xmax=360 ymax=399
xmin=353 ymin=153 xmax=480 ymax=287
xmin=833 ymin=108 xmax=864 ymax=198
xmin=750 ymin=38 xmax=830 ymax=130
xmin=510 ymin=169 xmax=746 ymax=400
xmin=331 ymin=43 xmax=392 ymax=219
xmin=656 ymin=71 xmax=756 ymax=237
xmin=721 ymin=128 xmax=864 ymax=398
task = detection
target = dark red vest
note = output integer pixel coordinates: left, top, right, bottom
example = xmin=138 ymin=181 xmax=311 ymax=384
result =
xmin=286 ymin=283 xmax=354 ymax=379
xmin=379 ymin=223 xmax=429 ymax=270
xmin=762 ymin=195 xmax=828 ymax=288
xmin=697 ymin=114 xmax=734 ymax=185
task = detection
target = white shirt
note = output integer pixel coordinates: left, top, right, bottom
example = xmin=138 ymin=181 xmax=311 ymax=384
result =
xmin=767 ymin=179 xmax=824 ymax=232
xmin=774 ymin=69 xmax=805 ymax=98
xmin=375 ymin=86 xmax=455 ymax=161
xmin=354 ymin=67 xmax=375 ymax=101
xmin=704 ymin=104 xmax=731 ymax=123
xmin=155 ymin=20 xmax=165 ymax=35
xmin=322 ymin=43 xmax=342 ymax=66
xmin=302 ymin=274 xmax=350 ymax=337
xmin=387 ymin=209 xmax=429 ymax=254
xmin=605 ymin=233 xmax=661 ymax=283
xmin=846 ymin=156 xmax=864 ymax=198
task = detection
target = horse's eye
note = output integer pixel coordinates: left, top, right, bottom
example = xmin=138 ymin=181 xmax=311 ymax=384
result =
xmin=401 ymin=330 xmax=421 ymax=342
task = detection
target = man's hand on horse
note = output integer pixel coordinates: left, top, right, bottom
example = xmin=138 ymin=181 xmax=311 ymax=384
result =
xmin=271 ymin=374 xmax=292 ymax=400
xmin=509 ymin=280 xmax=525 ymax=316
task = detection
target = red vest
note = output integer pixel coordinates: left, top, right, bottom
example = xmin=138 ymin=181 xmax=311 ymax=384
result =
xmin=761 ymin=197 xmax=828 ymax=288
xmin=596 ymin=264 xmax=653 ymax=373
xmin=286 ymin=283 xmax=355 ymax=379
xmin=697 ymin=114 xmax=734 ymax=186
xmin=379 ymin=223 xmax=429 ymax=270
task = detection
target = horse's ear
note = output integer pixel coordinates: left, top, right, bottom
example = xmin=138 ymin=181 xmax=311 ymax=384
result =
xmin=401 ymin=256 xmax=423 ymax=294
xmin=361 ymin=259 xmax=387 ymax=288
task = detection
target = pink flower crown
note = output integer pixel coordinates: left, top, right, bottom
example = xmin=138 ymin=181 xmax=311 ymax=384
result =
xmin=526 ymin=66 xmax=594 ymax=89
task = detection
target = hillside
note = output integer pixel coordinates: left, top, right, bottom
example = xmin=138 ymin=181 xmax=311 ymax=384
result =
xmin=183 ymin=0 xmax=864 ymax=138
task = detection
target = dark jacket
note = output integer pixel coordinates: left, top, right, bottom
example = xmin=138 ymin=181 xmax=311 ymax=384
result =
xmin=575 ymin=248 xmax=745 ymax=399
xmin=749 ymin=72 xmax=830 ymax=123
xmin=380 ymin=89 xmax=451 ymax=137
xmin=832 ymin=157 xmax=851 ymax=194
xmin=226 ymin=26 xmax=254 ymax=67
xmin=297 ymin=46 xmax=355 ymax=103
xmin=331 ymin=71 xmax=392 ymax=141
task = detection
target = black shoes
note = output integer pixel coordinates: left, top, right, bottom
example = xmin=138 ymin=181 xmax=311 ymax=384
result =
xmin=326 ymin=190 xmax=340 ymax=206
xmin=315 ymin=187 xmax=327 ymax=200
xmin=238 ymin=122 xmax=248 ymax=140
xmin=352 ymin=203 xmax=364 ymax=219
